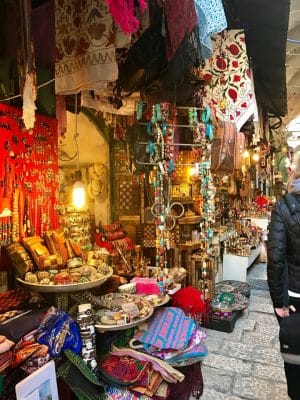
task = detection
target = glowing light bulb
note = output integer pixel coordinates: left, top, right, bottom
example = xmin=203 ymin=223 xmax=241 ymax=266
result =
xmin=189 ymin=167 xmax=196 ymax=176
xmin=252 ymin=153 xmax=260 ymax=162
xmin=72 ymin=170 xmax=86 ymax=209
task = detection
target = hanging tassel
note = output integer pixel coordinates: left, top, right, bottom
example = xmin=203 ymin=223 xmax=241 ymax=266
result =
xmin=105 ymin=0 xmax=148 ymax=34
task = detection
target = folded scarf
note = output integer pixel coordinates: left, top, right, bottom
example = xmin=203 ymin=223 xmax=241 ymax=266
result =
xmin=110 ymin=346 xmax=184 ymax=383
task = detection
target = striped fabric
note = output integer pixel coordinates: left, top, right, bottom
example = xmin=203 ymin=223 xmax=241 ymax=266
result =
xmin=134 ymin=307 xmax=195 ymax=351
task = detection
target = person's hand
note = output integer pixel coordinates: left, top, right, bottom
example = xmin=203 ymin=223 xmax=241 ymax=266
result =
xmin=275 ymin=307 xmax=290 ymax=318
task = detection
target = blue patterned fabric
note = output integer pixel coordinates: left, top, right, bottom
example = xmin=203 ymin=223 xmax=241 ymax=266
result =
xmin=133 ymin=307 xmax=196 ymax=351
xmin=194 ymin=0 xmax=227 ymax=58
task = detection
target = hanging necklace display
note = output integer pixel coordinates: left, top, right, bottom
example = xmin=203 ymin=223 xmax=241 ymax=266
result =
xmin=142 ymin=103 xmax=176 ymax=174
xmin=198 ymin=161 xmax=216 ymax=245
xmin=0 ymin=103 xmax=59 ymax=241
xmin=152 ymin=169 xmax=166 ymax=271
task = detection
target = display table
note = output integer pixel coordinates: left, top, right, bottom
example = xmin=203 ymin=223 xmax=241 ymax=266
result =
xmin=222 ymin=245 xmax=261 ymax=282
xmin=250 ymin=217 xmax=269 ymax=231
xmin=250 ymin=217 xmax=269 ymax=241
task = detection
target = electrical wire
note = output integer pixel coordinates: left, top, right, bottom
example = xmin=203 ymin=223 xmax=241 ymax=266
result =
xmin=0 ymin=78 xmax=55 ymax=102
xmin=58 ymin=148 xmax=78 ymax=162
xmin=287 ymin=38 xmax=300 ymax=44
xmin=74 ymin=93 xmax=80 ymax=170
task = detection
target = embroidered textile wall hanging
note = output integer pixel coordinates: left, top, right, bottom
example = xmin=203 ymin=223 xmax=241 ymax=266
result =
xmin=198 ymin=30 xmax=257 ymax=131
xmin=0 ymin=102 xmax=59 ymax=245
xmin=55 ymin=0 xmax=118 ymax=95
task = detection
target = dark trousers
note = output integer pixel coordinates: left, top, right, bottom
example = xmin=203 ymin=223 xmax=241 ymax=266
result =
xmin=278 ymin=297 xmax=300 ymax=400
xmin=284 ymin=363 xmax=300 ymax=400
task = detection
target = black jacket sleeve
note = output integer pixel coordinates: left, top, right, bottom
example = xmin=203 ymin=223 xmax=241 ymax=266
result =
xmin=267 ymin=201 xmax=287 ymax=308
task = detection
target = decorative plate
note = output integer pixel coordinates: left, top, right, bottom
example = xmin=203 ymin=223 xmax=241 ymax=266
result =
xmin=214 ymin=283 xmax=234 ymax=294
xmin=216 ymin=280 xmax=251 ymax=298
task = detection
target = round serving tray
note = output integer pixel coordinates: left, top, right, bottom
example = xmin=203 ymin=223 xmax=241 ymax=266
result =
xmin=95 ymin=306 xmax=154 ymax=332
xmin=142 ymin=294 xmax=170 ymax=308
xmin=94 ymin=294 xmax=154 ymax=332
xmin=16 ymin=267 xmax=113 ymax=293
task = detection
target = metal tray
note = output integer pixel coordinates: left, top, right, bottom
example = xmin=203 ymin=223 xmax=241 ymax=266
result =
xmin=16 ymin=267 xmax=113 ymax=293
xmin=94 ymin=294 xmax=154 ymax=332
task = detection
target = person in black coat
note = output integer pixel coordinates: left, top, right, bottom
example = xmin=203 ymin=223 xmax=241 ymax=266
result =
xmin=267 ymin=154 xmax=300 ymax=400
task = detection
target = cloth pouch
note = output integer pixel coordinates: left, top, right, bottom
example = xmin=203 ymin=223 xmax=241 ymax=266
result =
xmin=37 ymin=307 xmax=81 ymax=357
xmin=98 ymin=354 xmax=151 ymax=387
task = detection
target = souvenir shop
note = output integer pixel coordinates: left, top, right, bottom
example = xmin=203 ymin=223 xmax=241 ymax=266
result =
xmin=0 ymin=0 xmax=292 ymax=399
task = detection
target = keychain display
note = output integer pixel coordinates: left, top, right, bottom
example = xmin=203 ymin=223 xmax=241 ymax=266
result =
xmin=77 ymin=303 xmax=97 ymax=372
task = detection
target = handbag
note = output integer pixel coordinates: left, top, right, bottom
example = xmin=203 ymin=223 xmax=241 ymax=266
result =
xmin=279 ymin=313 xmax=300 ymax=364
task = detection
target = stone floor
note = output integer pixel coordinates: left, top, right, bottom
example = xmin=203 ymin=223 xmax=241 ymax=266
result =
xmin=193 ymin=262 xmax=290 ymax=400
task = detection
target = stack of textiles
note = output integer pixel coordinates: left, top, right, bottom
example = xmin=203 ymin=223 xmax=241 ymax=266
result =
xmin=0 ymin=306 xmax=82 ymax=399
xmin=98 ymin=307 xmax=207 ymax=399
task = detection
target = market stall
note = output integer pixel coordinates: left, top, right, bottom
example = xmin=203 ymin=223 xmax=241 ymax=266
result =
xmin=0 ymin=0 xmax=293 ymax=398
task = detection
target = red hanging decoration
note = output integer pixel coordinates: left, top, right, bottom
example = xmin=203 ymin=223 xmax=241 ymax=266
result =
xmin=104 ymin=0 xmax=147 ymax=34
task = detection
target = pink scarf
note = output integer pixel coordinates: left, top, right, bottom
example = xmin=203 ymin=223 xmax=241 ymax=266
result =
xmin=105 ymin=0 xmax=147 ymax=34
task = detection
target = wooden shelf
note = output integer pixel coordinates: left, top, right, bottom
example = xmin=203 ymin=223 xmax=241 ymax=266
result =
xmin=177 ymin=242 xmax=202 ymax=250
xmin=178 ymin=216 xmax=202 ymax=224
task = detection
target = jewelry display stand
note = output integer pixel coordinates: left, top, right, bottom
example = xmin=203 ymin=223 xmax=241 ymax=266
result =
xmin=59 ymin=208 xmax=93 ymax=251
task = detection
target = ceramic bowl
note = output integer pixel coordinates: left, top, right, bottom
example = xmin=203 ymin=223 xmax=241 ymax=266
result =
xmin=118 ymin=282 xmax=136 ymax=294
